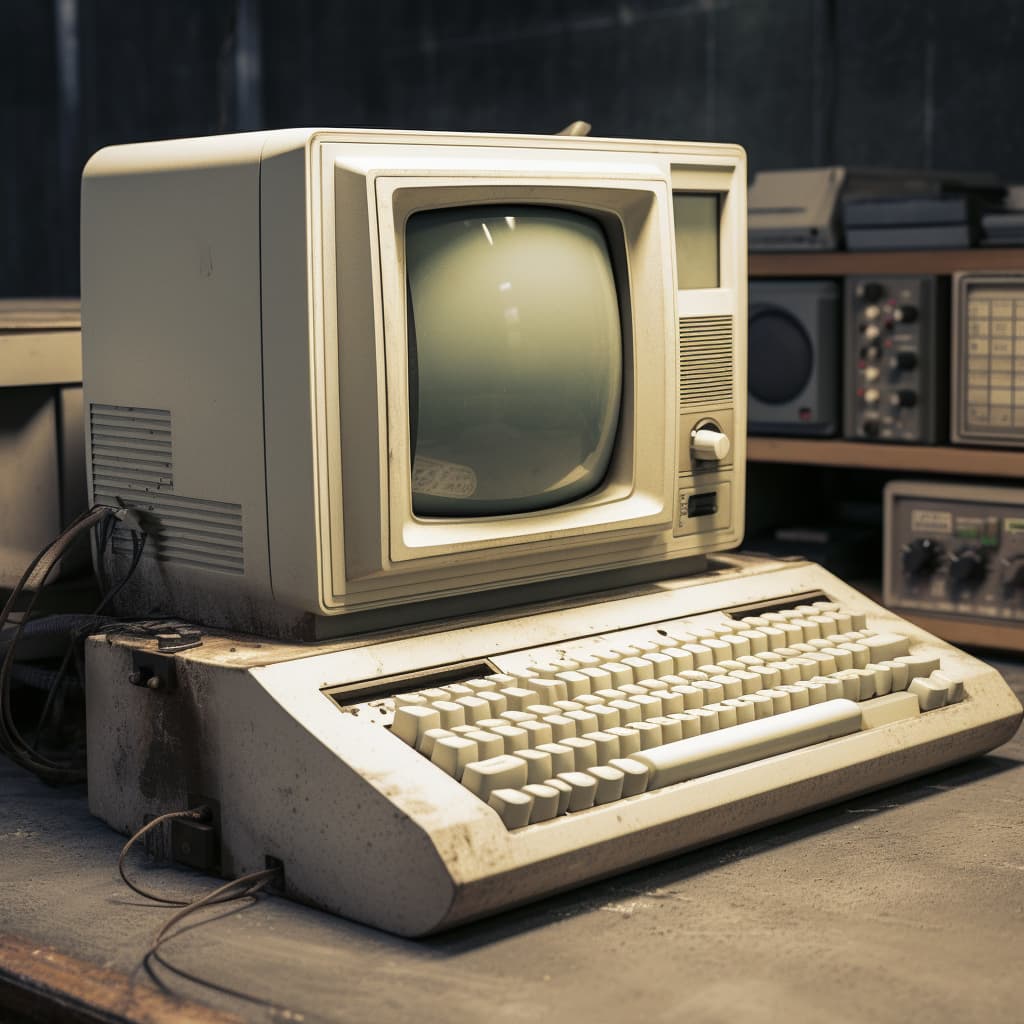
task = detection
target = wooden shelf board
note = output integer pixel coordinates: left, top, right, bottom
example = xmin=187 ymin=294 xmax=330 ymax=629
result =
xmin=750 ymin=248 xmax=1024 ymax=277
xmin=898 ymin=610 xmax=1024 ymax=654
xmin=747 ymin=437 xmax=1024 ymax=479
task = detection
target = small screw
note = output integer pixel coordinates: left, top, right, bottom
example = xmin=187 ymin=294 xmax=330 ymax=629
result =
xmin=145 ymin=676 xmax=162 ymax=690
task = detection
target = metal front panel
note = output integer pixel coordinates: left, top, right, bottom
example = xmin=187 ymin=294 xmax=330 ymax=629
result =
xmin=951 ymin=272 xmax=1024 ymax=447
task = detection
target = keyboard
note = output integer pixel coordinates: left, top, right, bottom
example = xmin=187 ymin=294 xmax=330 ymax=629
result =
xmin=85 ymin=557 xmax=1023 ymax=937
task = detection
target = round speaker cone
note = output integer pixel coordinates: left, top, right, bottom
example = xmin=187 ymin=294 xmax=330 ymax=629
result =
xmin=748 ymin=307 xmax=813 ymax=404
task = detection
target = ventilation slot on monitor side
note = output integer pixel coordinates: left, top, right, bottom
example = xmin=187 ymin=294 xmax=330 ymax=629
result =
xmin=678 ymin=315 xmax=734 ymax=408
xmin=90 ymin=404 xmax=244 ymax=575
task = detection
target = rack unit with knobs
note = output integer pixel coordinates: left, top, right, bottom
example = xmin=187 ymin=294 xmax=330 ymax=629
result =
xmin=747 ymin=248 xmax=1024 ymax=652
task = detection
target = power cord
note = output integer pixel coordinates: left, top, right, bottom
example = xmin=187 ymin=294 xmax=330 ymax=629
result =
xmin=119 ymin=807 xmax=292 ymax=1015
xmin=0 ymin=504 xmax=145 ymax=783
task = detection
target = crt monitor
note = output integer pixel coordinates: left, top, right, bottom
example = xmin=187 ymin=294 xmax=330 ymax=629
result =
xmin=80 ymin=128 xmax=747 ymax=640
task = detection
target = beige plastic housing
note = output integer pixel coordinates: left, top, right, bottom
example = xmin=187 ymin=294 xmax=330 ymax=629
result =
xmin=81 ymin=129 xmax=747 ymax=639
xmin=84 ymin=558 xmax=1022 ymax=936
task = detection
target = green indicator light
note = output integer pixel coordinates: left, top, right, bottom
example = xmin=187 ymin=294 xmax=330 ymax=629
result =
xmin=956 ymin=528 xmax=980 ymax=538
xmin=1005 ymin=519 xmax=1024 ymax=534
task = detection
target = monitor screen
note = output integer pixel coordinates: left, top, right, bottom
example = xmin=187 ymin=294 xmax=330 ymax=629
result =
xmin=406 ymin=205 xmax=623 ymax=517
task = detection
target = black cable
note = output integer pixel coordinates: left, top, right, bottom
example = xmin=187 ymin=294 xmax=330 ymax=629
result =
xmin=118 ymin=807 xmax=213 ymax=905
xmin=142 ymin=869 xmax=291 ymax=1014
xmin=30 ymin=528 xmax=149 ymax=748
xmin=0 ymin=504 xmax=142 ymax=783
xmin=118 ymin=807 xmax=292 ymax=1015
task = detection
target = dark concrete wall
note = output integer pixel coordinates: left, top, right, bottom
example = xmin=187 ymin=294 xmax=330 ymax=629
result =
xmin=4 ymin=0 xmax=1023 ymax=296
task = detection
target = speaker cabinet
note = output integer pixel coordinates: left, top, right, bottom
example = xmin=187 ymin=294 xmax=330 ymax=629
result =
xmin=748 ymin=280 xmax=840 ymax=436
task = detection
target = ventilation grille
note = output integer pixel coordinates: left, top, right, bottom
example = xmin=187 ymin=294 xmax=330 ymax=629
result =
xmin=678 ymin=315 xmax=734 ymax=408
xmin=90 ymin=404 xmax=244 ymax=575
xmin=90 ymin=405 xmax=173 ymax=493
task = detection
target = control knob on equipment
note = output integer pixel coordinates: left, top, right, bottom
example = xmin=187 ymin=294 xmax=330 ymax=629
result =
xmin=857 ymin=282 xmax=885 ymax=303
xmin=949 ymin=547 xmax=987 ymax=588
xmin=691 ymin=426 xmax=730 ymax=462
xmin=902 ymin=538 xmax=943 ymax=578
xmin=893 ymin=305 xmax=918 ymax=324
xmin=888 ymin=389 xmax=917 ymax=409
xmin=1000 ymin=556 xmax=1024 ymax=591
xmin=889 ymin=351 xmax=918 ymax=372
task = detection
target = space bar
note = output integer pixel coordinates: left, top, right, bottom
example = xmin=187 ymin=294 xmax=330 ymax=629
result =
xmin=634 ymin=699 xmax=862 ymax=789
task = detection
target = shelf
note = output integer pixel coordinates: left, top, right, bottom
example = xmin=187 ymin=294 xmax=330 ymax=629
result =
xmin=747 ymin=437 xmax=1024 ymax=479
xmin=749 ymin=248 xmax=1024 ymax=277
xmin=899 ymin=610 xmax=1024 ymax=654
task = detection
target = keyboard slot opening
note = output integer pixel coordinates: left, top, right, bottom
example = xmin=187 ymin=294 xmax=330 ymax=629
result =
xmin=723 ymin=590 xmax=831 ymax=618
xmin=323 ymin=658 xmax=502 ymax=707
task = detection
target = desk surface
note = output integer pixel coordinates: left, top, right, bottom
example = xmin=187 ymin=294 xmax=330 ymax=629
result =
xmin=3 ymin=659 xmax=1023 ymax=1024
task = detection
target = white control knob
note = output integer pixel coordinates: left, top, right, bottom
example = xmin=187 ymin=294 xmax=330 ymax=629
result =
xmin=691 ymin=428 xmax=731 ymax=461
xmin=863 ymin=324 xmax=881 ymax=341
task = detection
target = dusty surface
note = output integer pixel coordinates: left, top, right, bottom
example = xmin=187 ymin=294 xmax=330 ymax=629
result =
xmin=2 ymin=657 xmax=1023 ymax=1024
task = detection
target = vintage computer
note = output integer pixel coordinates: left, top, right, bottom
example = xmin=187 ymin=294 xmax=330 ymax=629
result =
xmin=80 ymin=128 xmax=1021 ymax=936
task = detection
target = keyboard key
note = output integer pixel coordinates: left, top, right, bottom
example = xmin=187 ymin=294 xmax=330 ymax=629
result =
xmin=723 ymin=697 xmax=756 ymax=724
xmin=859 ymin=633 xmax=911 ymax=662
xmin=838 ymin=643 xmax=870 ymax=669
xmin=738 ymin=693 xmax=773 ymax=719
xmin=431 ymin=735 xmax=479 ymax=778
xmin=896 ymin=653 xmax=942 ymax=678
xmin=491 ymin=725 xmax=528 ymax=753
xmin=517 ymin=747 xmax=554 ymax=784
xmin=582 ymin=731 xmax=621 ymax=764
xmin=463 ymin=754 xmax=529 ymax=800
xmin=393 ymin=705 xmax=441 ymax=746
xmin=544 ymin=777 xmax=573 ymax=815
xmin=608 ymin=757 xmax=650 ymax=796
xmin=909 ymin=676 xmax=949 ymax=711
xmin=879 ymin=659 xmax=910 ymax=691
xmin=418 ymin=728 xmax=454 ymax=758
xmin=523 ymin=783 xmax=562 ymax=822
xmin=488 ymin=788 xmax=533 ymax=829
xmin=463 ymin=729 xmax=505 ymax=759
xmin=860 ymin=692 xmax=920 ymax=729
xmin=587 ymin=765 xmax=625 ymax=804
xmin=501 ymin=687 xmax=541 ymax=712
xmin=635 ymin=699 xmax=862 ymax=788
xmin=432 ymin=700 xmax=467 ymax=729
xmin=562 ymin=736 xmax=598 ymax=770
xmin=931 ymin=670 xmax=964 ymax=703
xmin=519 ymin=720 xmax=554 ymax=747
xmin=556 ymin=771 xmax=598 ymax=811
xmin=664 ymin=711 xmax=700 ymax=737
xmin=691 ymin=707 xmax=720 ymax=733
xmin=542 ymin=715 xmax=576 ymax=742
xmin=778 ymin=683 xmax=810 ymax=709
xmin=648 ymin=715 xmax=683 ymax=742
xmin=555 ymin=671 xmax=592 ymax=698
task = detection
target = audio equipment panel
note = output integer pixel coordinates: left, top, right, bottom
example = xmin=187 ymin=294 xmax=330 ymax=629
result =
xmin=843 ymin=276 xmax=948 ymax=443
xmin=884 ymin=479 xmax=1024 ymax=626
xmin=950 ymin=271 xmax=1024 ymax=447
xmin=748 ymin=280 xmax=840 ymax=436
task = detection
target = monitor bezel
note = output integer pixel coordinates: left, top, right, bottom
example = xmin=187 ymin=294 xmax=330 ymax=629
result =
xmin=350 ymin=172 xmax=678 ymax=583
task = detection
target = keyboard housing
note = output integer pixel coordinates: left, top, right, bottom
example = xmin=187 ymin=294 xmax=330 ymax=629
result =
xmin=85 ymin=556 xmax=1022 ymax=936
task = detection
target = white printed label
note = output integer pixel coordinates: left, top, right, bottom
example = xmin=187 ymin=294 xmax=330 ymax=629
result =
xmin=910 ymin=508 xmax=953 ymax=534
